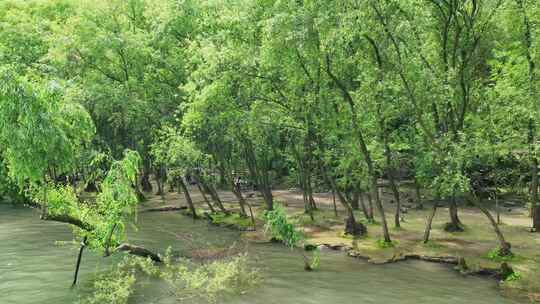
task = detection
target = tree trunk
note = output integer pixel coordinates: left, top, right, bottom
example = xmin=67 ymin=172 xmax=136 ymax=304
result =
xmin=470 ymin=195 xmax=512 ymax=256
xmin=388 ymin=178 xmax=401 ymax=228
xmin=423 ymin=203 xmax=438 ymax=243
xmin=529 ymin=120 xmax=539 ymax=232
xmin=323 ymin=168 xmax=366 ymax=236
xmin=415 ymin=178 xmax=423 ymax=209
xmin=178 ymin=178 xmax=197 ymax=219
xmin=231 ymin=180 xmax=248 ymax=217
xmin=350 ymin=189 xmax=360 ymax=210
xmin=371 ymin=178 xmax=391 ymax=242
xmin=72 ymin=236 xmax=87 ymax=286
xmin=332 ymin=190 xmax=338 ymax=217
xmin=208 ymin=184 xmax=228 ymax=213
xmin=533 ymin=205 xmax=540 ymax=232
xmin=307 ymin=174 xmax=317 ymax=210
xmin=155 ymin=166 xmax=165 ymax=196
xmin=445 ymin=194 xmax=464 ymax=232
xmin=140 ymin=172 xmax=152 ymax=192
xmin=359 ymin=192 xmax=370 ymax=221
xmin=196 ymin=181 xmax=215 ymax=213
xmin=366 ymin=192 xmax=374 ymax=222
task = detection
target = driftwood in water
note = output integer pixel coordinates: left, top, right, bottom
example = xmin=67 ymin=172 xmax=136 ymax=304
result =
xmin=115 ymin=243 xmax=162 ymax=262
xmin=145 ymin=206 xmax=187 ymax=212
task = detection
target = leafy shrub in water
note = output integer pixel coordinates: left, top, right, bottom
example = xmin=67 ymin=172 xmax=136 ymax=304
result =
xmin=264 ymin=203 xmax=320 ymax=271
xmin=82 ymin=249 xmax=261 ymax=304
xmin=81 ymin=270 xmax=135 ymax=304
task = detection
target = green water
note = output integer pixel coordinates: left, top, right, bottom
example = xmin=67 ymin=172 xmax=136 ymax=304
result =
xmin=0 ymin=205 xmax=522 ymax=304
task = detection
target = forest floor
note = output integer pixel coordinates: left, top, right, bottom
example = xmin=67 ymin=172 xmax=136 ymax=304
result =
xmin=140 ymin=184 xmax=540 ymax=303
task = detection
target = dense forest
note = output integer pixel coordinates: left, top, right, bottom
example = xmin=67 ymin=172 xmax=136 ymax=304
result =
xmin=0 ymin=0 xmax=539 ymax=303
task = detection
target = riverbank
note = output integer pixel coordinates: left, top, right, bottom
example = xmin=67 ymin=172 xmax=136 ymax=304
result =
xmin=141 ymin=186 xmax=540 ymax=303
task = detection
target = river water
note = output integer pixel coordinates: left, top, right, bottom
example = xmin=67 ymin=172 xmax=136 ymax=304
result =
xmin=0 ymin=204 xmax=522 ymax=304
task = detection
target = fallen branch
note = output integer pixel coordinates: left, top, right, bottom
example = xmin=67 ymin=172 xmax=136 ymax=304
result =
xmin=115 ymin=243 xmax=162 ymax=262
xmin=144 ymin=206 xmax=187 ymax=212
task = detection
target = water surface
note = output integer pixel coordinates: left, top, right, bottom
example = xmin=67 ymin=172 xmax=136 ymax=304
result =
xmin=0 ymin=205 xmax=522 ymax=304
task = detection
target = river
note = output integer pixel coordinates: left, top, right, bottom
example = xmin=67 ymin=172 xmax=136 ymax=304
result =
xmin=0 ymin=204 xmax=522 ymax=304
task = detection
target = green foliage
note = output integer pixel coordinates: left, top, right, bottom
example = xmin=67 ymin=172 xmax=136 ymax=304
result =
xmin=505 ymin=271 xmax=522 ymax=282
xmin=264 ymin=204 xmax=303 ymax=249
xmin=486 ymin=247 xmax=516 ymax=262
xmin=84 ymin=250 xmax=261 ymax=304
xmin=376 ymin=239 xmax=397 ymax=249
xmin=309 ymin=249 xmax=321 ymax=270
xmin=89 ymin=150 xmax=141 ymax=251
xmin=0 ymin=66 xmax=94 ymax=186
xmin=81 ymin=269 xmax=136 ymax=304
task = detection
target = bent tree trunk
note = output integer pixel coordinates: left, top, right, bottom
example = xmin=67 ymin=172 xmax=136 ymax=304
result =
xmin=178 ymin=178 xmax=198 ymax=219
xmin=323 ymin=168 xmax=366 ymax=236
xmin=231 ymin=180 xmax=248 ymax=217
xmin=72 ymin=236 xmax=87 ymax=286
xmin=195 ymin=172 xmax=227 ymax=213
xmin=470 ymin=194 xmax=512 ymax=256
xmin=196 ymin=182 xmax=216 ymax=213
xmin=423 ymin=203 xmax=438 ymax=243
xmin=208 ymin=184 xmax=228 ymax=213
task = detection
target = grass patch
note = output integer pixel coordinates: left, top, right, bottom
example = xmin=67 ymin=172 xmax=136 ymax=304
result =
xmin=421 ymin=241 xmax=446 ymax=249
xmin=376 ymin=239 xmax=398 ymax=249
xmin=209 ymin=212 xmax=253 ymax=229
xmin=485 ymin=247 xmax=526 ymax=263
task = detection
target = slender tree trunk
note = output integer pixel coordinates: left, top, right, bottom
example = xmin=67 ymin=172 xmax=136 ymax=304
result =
xmin=388 ymin=177 xmax=401 ymax=228
xmin=196 ymin=181 xmax=215 ymax=213
xmin=208 ymin=183 xmax=228 ymax=213
xmin=470 ymin=194 xmax=512 ymax=256
xmin=423 ymin=203 xmax=438 ymax=243
xmin=231 ymin=181 xmax=248 ymax=217
xmin=323 ymin=167 xmax=366 ymax=236
xmin=529 ymin=120 xmax=540 ymax=231
xmin=40 ymin=183 xmax=48 ymax=219
xmin=308 ymin=181 xmax=317 ymax=211
xmin=350 ymin=189 xmax=360 ymax=210
xmin=495 ymin=192 xmax=501 ymax=225
xmin=366 ymin=192 xmax=374 ymax=222
xmin=371 ymin=178 xmax=391 ymax=242
xmin=415 ymin=178 xmax=423 ymax=209
xmin=72 ymin=236 xmax=87 ymax=286
xmin=359 ymin=192 xmax=370 ymax=221
xmin=178 ymin=178 xmax=197 ymax=219
xmin=332 ymin=189 xmax=338 ymax=217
